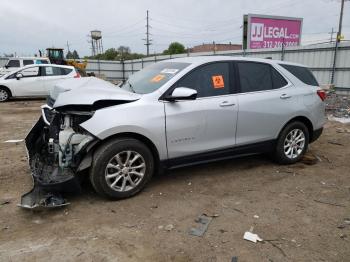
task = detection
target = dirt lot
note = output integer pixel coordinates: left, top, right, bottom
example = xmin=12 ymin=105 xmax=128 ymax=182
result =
xmin=0 ymin=99 xmax=349 ymax=262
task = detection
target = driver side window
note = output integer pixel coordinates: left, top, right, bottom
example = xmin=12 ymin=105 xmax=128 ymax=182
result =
xmin=175 ymin=62 xmax=231 ymax=98
xmin=19 ymin=66 xmax=41 ymax=78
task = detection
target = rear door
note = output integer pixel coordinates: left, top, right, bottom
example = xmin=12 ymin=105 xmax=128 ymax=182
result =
xmin=42 ymin=66 xmax=74 ymax=95
xmin=235 ymin=61 xmax=295 ymax=145
xmin=164 ymin=62 xmax=238 ymax=159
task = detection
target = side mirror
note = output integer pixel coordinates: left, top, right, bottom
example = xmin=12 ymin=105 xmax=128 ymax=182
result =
xmin=16 ymin=73 xmax=23 ymax=80
xmin=165 ymin=87 xmax=197 ymax=102
xmin=4 ymin=65 xmax=8 ymax=69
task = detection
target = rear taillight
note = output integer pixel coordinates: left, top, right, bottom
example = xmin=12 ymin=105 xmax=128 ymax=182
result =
xmin=317 ymin=90 xmax=326 ymax=101
xmin=74 ymin=72 xmax=81 ymax=78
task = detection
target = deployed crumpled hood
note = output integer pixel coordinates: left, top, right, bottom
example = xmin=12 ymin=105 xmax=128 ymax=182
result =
xmin=51 ymin=77 xmax=141 ymax=108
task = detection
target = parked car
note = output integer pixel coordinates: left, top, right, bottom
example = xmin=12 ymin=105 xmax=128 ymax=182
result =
xmin=0 ymin=57 xmax=50 ymax=76
xmin=21 ymin=56 xmax=326 ymax=209
xmin=0 ymin=64 xmax=80 ymax=102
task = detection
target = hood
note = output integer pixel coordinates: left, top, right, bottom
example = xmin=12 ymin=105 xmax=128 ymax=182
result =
xmin=52 ymin=77 xmax=141 ymax=109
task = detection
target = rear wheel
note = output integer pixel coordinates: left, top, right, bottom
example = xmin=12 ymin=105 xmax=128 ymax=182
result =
xmin=0 ymin=87 xmax=10 ymax=102
xmin=90 ymin=138 xmax=154 ymax=199
xmin=274 ymin=121 xmax=309 ymax=164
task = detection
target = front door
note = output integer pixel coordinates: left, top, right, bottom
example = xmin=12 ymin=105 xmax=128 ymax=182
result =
xmin=10 ymin=66 xmax=44 ymax=96
xmin=164 ymin=62 xmax=238 ymax=159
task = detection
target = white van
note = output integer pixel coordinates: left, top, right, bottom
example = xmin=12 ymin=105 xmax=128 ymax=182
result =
xmin=0 ymin=57 xmax=50 ymax=76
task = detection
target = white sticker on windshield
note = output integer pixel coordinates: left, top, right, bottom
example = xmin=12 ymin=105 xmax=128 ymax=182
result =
xmin=161 ymin=68 xmax=179 ymax=74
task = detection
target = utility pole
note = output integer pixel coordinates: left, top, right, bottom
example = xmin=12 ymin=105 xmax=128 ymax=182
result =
xmin=329 ymin=28 xmax=335 ymax=43
xmin=66 ymin=41 xmax=70 ymax=58
xmin=66 ymin=41 xmax=70 ymax=53
xmin=331 ymin=0 xmax=346 ymax=85
xmin=143 ymin=10 xmax=152 ymax=56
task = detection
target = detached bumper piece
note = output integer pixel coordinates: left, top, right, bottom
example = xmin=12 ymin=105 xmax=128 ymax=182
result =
xmin=19 ymin=184 xmax=69 ymax=210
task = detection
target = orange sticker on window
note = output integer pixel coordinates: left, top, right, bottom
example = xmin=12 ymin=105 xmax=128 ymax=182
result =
xmin=150 ymin=74 xmax=165 ymax=83
xmin=212 ymin=75 xmax=225 ymax=88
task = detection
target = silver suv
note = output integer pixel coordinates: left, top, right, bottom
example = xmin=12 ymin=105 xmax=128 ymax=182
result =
xmin=21 ymin=56 xmax=326 ymax=208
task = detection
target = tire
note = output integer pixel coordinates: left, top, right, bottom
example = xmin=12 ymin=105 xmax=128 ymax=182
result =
xmin=90 ymin=137 xmax=154 ymax=199
xmin=274 ymin=121 xmax=309 ymax=164
xmin=0 ymin=87 xmax=10 ymax=102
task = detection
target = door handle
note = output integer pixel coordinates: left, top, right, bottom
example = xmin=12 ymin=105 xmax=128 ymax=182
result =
xmin=280 ymin=94 xmax=292 ymax=99
xmin=219 ymin=101 xmax=235 ymax=107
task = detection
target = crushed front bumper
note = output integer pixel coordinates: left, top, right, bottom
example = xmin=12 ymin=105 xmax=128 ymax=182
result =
xmin=19 ymin=109 xmax=94 ymax=210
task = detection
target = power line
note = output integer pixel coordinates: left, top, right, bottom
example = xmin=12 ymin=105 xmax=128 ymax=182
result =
xmin=103 ymin=18 xmax=145 ymax=35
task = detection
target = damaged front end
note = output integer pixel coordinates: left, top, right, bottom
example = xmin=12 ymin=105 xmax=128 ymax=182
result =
xmin=20 ymin=105 xmax=96 ymax=209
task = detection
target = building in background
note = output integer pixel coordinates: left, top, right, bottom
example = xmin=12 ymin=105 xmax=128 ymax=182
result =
xmin=188 ymin=43 xmax=242 ymax=53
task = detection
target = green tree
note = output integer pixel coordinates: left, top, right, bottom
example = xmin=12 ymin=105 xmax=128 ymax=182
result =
xmin=66 ymin=51 xmax=73 ymax=59
xmin=163 ymin=42 xmax=186 ymax=55
xmin=88 ymin=46 xmax=145 ymax=61
xmin=103 ymin=48 xmax=119 ymax=60
xmin=72 ymin=50 xmax=80 ymax=59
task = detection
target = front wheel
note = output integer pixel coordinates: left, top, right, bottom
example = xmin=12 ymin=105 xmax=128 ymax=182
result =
xmin=274 ymin=121 xmax=309 ymax=164
xmin=0 ymin=87 xmax=10 ymax=102
xmin=90 ymin=138 xmax=154 ymax=199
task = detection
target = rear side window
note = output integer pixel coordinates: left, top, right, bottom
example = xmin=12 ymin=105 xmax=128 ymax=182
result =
xmin=237 ymin=62 xmax=287 ymax=93
xmin=6 ymin=60 xmax=20 ymax=68
xmin=271 ymin=67 xmax=288 ymax=89
xmin=61 ymin=68 xmax=73 ymax=75
xmin=23 ymin=60 xmax=34 ymax=66
xmin=280 ymin=64 xmax=318 ymax=86
xmin=44 ymin=66 xmax=62 ymax=76
xmin=175 ymin=62 xmax=231 ymax=98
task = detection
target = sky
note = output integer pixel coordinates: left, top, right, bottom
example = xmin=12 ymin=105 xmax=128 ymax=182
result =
xmin=0 ymin=0 xmax=349 ymax=57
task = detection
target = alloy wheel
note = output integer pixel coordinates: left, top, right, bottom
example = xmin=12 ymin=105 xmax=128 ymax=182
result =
xmin=0 ymin=89 xmax=8 ymax=102
xmin=105 ymin=150 xmax=146 ymax=192
xmin=283 ymin=129 xmax=305 ymax=159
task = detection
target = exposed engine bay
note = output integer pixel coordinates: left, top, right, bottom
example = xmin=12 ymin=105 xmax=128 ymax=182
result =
xmin=20 ymin=105 xmax=96 ymax=209
xmin=18 ymin=78 xmax=141 ymax=209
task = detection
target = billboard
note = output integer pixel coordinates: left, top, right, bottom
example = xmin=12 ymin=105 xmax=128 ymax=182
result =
xmin=243 ymin=14 xmax=303 ymax=50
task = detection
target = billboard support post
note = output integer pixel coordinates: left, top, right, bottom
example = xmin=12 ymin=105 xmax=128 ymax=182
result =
xmin=281 ymin=37 xmax=285 ymax=61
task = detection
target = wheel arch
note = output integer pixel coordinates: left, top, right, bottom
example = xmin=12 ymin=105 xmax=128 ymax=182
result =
xmin=0 ymin=85 xmax=12 ymax=98
xmin=279 ymin=116 xmax=314 ymax=142
xmin=82 ymin=132 xmax=162 ymax=173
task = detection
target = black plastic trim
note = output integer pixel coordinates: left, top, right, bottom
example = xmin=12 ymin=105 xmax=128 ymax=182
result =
xmin=310 ymin=127 xmax=323 ymax=143
xmin=162 ymin=140 xmax=275 ymax=169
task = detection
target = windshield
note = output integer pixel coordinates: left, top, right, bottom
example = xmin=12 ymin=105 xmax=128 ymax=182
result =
xmin=120 ymin=62 xmax=190 ymax=94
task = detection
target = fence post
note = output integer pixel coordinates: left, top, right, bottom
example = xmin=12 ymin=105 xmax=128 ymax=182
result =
xmin=331 ymin=41 xmax=339 ymax=85
xmin=97 ymin=58 xmax=101 ymax=76
xmin=141 ymin=58 xmax=144 ymax=69
xmin=131 ymin=59 xmax=134 ymax=74
xmin=122 ymin=59 xmax=125 ymax=81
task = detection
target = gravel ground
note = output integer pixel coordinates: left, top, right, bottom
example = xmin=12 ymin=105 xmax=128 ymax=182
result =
xmin=0 ymin=99 xmax=349 ymax=262
xmin=325 ymin=92 xmax=350 ymax=119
